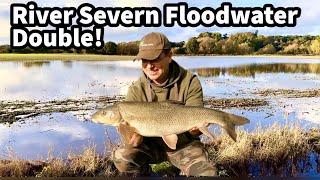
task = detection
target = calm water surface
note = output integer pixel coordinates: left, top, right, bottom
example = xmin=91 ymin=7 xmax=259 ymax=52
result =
xmin=0 ymin=57 xmax=320 ymax=161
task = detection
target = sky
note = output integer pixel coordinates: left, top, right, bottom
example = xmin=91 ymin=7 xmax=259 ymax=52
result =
xmin=0 ymin=0 xmax=319 ymax=45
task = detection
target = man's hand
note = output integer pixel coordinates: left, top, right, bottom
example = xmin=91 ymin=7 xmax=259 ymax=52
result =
xmin=189 ymin=127 xmax=201 ymax=135
xmin=116 ymin=121 xmax=143 ymax=147
xmin=188 ymin=122 xmax=209 ymax=135
xmin=129 ymin=132 xmax=143 ymax=147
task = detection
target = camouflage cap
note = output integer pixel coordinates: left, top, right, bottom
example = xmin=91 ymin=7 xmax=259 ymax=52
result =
xmin=136 ymin=32 xmax=171 ymax=60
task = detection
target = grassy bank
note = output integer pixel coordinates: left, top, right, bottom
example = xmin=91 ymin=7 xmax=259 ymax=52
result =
xmin=174 ymin=54 xmax=320 ymax=59
xmin=1 ymin=123 xmax=319 ymax=177
xmin=0 ymin=54 xmax=135 ymax=61
xmin=0 ymin=53 xmax=320 ymax=61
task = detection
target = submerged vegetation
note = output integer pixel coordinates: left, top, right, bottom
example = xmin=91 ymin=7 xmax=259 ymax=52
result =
xmin=2 ymin=88 xmax=318 ymax=125
xmin=254 ymin=89 xmax=320 ymax=98
xmin=0 ymin=96 xmax=267 ymax=124
xmin=1 ymin=123 xmax=320 ymax=177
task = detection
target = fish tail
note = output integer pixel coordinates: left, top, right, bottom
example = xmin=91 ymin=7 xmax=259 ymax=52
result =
xmin=226 ymin=113 xmax=250 ymax=126
xmin=223 ymin=122 xmax=237 ymax=141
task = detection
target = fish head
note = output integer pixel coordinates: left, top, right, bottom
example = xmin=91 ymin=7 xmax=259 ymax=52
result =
xmin=91 ymin=105 xmax=121 ymax=126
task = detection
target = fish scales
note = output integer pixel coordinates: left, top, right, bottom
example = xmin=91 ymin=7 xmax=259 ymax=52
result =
xmin=91 ymin=101 xmax=250 ymax=149
xmin=118 ymin=102 xmax=229 ymax=136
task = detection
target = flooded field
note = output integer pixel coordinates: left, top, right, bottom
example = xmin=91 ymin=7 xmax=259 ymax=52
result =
xmin=0 ymin=57 xmax=320 ymax=176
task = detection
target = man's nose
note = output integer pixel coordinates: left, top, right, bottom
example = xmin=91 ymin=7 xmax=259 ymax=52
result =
xmin=146 ymin=62 xmax=154 ymax=69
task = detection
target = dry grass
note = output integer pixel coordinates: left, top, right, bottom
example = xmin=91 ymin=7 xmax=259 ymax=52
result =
xmin=0 ymin=148 xmax=46 ymax=177
xmin=0 ymin=159 xmax=37 ymax=177
xmin=0 ymin=123 xmax=319 ymax=177
xmin=38 ymin=154 xmax=68 ymax=177
xmin=252 ymin=123 xmax=308 ymax=162
xmin=207 ymin=122 xmax=315 ymax=176
xmin=67 ymin=146 xmax=101 ymax=176
xmin=0 ymin=136 xmax=120 ymax=177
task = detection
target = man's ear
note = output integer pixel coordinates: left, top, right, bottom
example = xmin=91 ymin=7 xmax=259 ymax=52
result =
xmin=168 ymin=51 xmax=173 ymax=63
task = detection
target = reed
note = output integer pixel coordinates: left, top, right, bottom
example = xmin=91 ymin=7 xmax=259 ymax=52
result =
xmin=0 ymin=123 xmax=319 ymax=177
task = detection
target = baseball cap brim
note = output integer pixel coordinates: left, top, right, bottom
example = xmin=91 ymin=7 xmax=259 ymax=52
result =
xmin=135 ymin=49 xmax=163 ymax=61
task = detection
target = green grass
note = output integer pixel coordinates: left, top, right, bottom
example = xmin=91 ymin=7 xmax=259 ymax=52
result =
xmin=151 ymin=161 xmax=180 ymax=175
xmin=0 ymin=53 xmax=135 ymax=61
xmin=1 ymin=53 xmax=320 ymax=62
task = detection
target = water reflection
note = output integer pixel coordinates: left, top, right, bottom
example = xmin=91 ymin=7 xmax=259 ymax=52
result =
xmin=1 ymin=103 xmax=318 ymax=160
xmin=0 ymin=112 xmax=118 ymax=160
xmin=62 ymin=60 xmax=73 ymax=68
xmin=192 ymin=63 xmax=320 ymax=77
xmin=1 ymin=57 xmax=320 ymax=161
xmin=0 ymin=61 xmax=141 ymax=101
xmin=22 ymin=61 xmax=51 ymax=68
xmin=1 ymin=59 xmax=320 ymax=101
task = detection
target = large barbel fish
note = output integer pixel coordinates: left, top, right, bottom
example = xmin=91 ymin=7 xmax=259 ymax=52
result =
xmin=91 ymin=101 xmax=250 ymax=150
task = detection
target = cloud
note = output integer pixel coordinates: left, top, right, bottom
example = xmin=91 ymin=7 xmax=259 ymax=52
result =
xmin=41 ymin=123 xmax=90 ymax=140
xmin=0 ymin=1 xmax=11 ymax=44
xmin=280 ymin=97 xmax=320 ymax=125
xmin=268 ymin=0 xmax=320 ymax=35
xmin=0 ymin=19 xmax=10 ymax=38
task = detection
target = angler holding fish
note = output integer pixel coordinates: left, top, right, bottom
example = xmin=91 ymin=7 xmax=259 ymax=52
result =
xmin=91 ymin=32 xmax=250 ymax=176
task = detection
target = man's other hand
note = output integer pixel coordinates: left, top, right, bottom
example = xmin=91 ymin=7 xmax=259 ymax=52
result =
xmin=188 ymin=122 xmax=209 ymax=135
xmin=189 ymin=127 xmax=201 ymax=135
xmin=116 ymin=121 xmax=143 ymax=147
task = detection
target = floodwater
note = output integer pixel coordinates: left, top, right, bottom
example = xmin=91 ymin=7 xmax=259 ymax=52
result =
xmin=0 ymin=57 xmax=320 ymax=162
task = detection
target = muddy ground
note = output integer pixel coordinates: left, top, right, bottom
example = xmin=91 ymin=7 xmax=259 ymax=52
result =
xmin=253 ymin=88 xmax=320 ymax=98
xmin=1 ymin=88 xmax=319 ymax=124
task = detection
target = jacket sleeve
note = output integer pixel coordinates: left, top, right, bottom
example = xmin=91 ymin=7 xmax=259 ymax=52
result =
xmin=185 ymin=75 xmax=204 ymax=107
xmin=125 ymin=86 xmax=137 ymax=101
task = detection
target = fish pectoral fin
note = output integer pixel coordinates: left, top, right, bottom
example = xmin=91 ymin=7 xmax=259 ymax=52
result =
xmin=162 ymin=134 xmax=178 ymax=150
xmin=118 ymin=122 xmax=136 ymax=144
xmin=198 ymin=127 xmax=218 ymax=143
xmin=224 ymin=123 xmax=237 ymax=142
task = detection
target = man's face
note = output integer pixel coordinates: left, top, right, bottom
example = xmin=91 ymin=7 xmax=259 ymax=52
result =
xmin=142 ymin=51 xmax=172 ymax=84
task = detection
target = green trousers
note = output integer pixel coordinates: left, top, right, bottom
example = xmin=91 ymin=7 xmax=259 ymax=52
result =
xmin=112 ymin=140 xmax=217 ymax=176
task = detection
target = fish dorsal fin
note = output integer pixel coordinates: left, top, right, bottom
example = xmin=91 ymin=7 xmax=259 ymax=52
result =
xmin=118 ymin=122 xmax=136 ymax=144
xmin=198 ymin=126 xmax=218 ymax=143
xmin=162 ymin=134 xmax=178 ymax=150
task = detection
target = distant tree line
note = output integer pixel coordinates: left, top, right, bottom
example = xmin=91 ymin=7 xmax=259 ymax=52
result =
xmin=181 ymin=31 xmax=320 ymax=55
xmin=1 ymin=31 xmax=319 ymax=55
